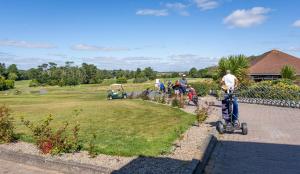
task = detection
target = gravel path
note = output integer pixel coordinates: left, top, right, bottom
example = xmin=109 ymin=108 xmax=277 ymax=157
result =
xmin=0 ymin=97 xmax=219 ymax=174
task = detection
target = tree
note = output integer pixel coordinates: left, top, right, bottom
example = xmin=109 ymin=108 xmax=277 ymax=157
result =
xmin=218 ymin=55 xmax=249 ymax=83
xmin=7 ymin=64 xmax=18 ymax=74
xmin=189 ymin=67 xmax=198 ymax=78
xmin=281 ymin=65 xmax=296 ymax=80
xmin=8 ymin=73 xmax=18 ymax=80
xmin=0 ymin=63 xmax=6 ymax=76
xmin=143 ymin=67 xmax=157 ymax=80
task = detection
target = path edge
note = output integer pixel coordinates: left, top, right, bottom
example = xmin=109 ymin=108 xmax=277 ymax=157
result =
xmin=0 ymin=147 xmax=112 ymax=174
xmin=193 ymin=130 xmax=218 ymax=174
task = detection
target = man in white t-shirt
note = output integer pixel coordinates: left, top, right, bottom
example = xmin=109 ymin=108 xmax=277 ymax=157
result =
xmin=221 ymin=70 xmax=238 ymax=91
xmin=221 ymin=70 xmax=239 ymax=126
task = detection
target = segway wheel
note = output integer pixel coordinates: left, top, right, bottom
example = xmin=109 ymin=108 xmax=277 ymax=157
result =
xmin=241 ymin=123 xmax=248 ymax=135
xmin=216 ymin=121 xmax=225 ymax=134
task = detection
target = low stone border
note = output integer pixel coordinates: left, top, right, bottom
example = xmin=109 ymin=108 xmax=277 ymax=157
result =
xmin=192 ymin=134 xmax=218 ymax=174
xmin=0 ymin=147 xmax=112 ymax=174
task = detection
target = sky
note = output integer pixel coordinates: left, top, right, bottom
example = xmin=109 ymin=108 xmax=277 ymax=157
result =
xmin=0 ymin=0 xmax=300 ymax=71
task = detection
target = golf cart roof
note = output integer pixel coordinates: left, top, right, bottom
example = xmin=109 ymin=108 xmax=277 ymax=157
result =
xmin=109 ymin=84 xmax=125 ymax=90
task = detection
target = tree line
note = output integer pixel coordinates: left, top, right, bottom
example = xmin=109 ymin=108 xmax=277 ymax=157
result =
xmin=0 ymin=62 xmax=159 ymax=88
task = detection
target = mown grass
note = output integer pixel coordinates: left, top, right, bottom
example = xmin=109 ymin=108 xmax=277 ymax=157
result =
xmin=0 ymin=79 xmax=201 ymax=156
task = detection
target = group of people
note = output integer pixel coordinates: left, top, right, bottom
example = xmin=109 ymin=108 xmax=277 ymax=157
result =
xmin=155 ymin=74 xmax=197 ymax=105
xmin=155 ymin=70 xmax=240 ymax=126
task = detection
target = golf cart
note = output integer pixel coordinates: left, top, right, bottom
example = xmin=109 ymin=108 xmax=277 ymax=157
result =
xmin=107 ymin=84 xmax=127 ymax=100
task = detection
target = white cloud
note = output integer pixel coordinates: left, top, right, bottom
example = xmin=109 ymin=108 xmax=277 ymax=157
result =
xmin=0 ymin=39 xmax=56 ymax=48
xmin=292 ymin=19 xmax=300 ymax=27
xmin=288 ymin=47 xmax=300 ymax=51
xmin=136 ymin=9 xmax=169 ymax=16
xmin=165 ymin=2 xmax=190 ymax=16
xmin=82 ymin=54 xmax=218 ymax=71
xmin=224 ymin=7 xmax=271 ymax=28
xmin=194 ymin=0 xmax=219 ymax=10
xmin=71 ymin=44 xmax=130 ymax=51
xmin=166 ymin=2 xmax=187 ymax=9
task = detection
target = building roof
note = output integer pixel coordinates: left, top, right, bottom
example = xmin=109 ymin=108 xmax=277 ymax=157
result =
xmin=249 ymin=50 xmax=300 ymax=75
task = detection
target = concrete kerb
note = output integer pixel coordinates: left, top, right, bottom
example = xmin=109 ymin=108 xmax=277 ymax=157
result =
xmin=192 ymin=129 xmax=218 ymax=174
xmin=0 ymin=147 xmax=112 ymax=174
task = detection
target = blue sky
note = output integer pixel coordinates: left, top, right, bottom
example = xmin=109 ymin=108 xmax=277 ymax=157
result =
xmin=0 ymin=0 xmax=300 ymax=71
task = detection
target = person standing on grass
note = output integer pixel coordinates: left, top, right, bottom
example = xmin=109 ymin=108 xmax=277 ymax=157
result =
xmin=221 ymin=70 xmax=239 ymax=126
xmin=179 ymin=74 xmax=188 ymax=94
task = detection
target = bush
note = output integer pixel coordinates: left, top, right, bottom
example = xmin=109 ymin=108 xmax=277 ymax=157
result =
xmin=8 ymin=73 xmax=18 ymax=81
xmin=88 ymin=133 xmax=98 ymax=158
xmin=171 ymin=98 xmax=180 ymax=107
xmin=29 ymin=79 xmax=40 ymax=87
xmin=195 ymin=106 xmax=209 ymax=126
xmin=237 ymin=80 xmax=300 ymax=101
xmin=133 ymin=77 xmax=148 ymax=83
xmin=116 ymin=77 xmax=127 ymax=84
xmin=0 ymin=106 xmax=16 ymax=143
xmin=21 ymin=114 xmax=82 ymax=155
xmin=190 ymin=80 xmax=218 ymax=97
xmin=0 ymin=76 xmax=15 ymax=91
xmin=5 ymin=80 xmax=14 ymax=89
xmin=281 ymin=65 xmax=296 ymax=80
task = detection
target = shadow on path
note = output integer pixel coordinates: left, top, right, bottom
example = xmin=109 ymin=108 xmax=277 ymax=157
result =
xmin=111 ymin=156 xmax=192 ymax=174
xmin=207 ymin=140 xmax=300 ymax=174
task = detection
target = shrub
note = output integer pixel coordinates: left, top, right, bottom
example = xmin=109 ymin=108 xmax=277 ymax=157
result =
xmin=237 ymin=80 xmax=300 ymax=101
xmin=29 ymin=79 xmax=40 ymax=87
xmin=5 ymin=80 xmax=14 ymax=89
xmin=172 ymin=98 xmax=180 ymax=107
xmin=8 ymin=73 xmax=18 ymax=81
xmin=0 ymin=77 xmax=15 ymax=91
xmin=0 ymin=106 xmax=16 ymax=143
xmin=21 ymin=114 xmax=82 ymax=155
xmin=88 ymin=133 xmax=98 ymax=158
xmin=195 ymin=106 xmax=209 ymax=126
xmin=116 ymin=77 xmax=127 ymax=84
xmin=133 ymin=77 xmax=148 ymax=83
xmin=281 ymin=65 xmax=296 ymax=80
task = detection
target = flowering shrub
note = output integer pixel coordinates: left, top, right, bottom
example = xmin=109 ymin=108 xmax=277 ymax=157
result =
xmin=21 ymin=114 xmax=82 ymax=155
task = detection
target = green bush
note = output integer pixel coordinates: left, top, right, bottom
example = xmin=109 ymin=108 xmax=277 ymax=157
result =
xmin=281 ymin=65 xmax=296 ymax=80
xmin=0 ymin=77 xmax=15 ymax=91
xmin=195 ymin=106 xmax=209 ymax=126
xmin=29 ymin=79 xmax=40 ymax=87
xmin=237 ymin=80 xmax=300 ymax=101
xmin=0 ymin=106 xmax=16 ymax=143
xmin=5 ymin=80 xmax=14 ymax=89
xmin=116 ymin=77 xmax=127 ymax=84
xmin=171 ymin=98 xmax=180 ymax=107
xmin=133 ymin=77 xmax=148 ymax=83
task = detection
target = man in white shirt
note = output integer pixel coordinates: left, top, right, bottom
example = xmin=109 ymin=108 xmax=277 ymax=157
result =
xmin=221 ymin=70 xmax=238 ymax=91
xmin=221 ymin=70 xmax=239 ymax=126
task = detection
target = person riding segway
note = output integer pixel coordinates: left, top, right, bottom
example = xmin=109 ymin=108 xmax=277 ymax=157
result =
xmin=216 ymin=70 xmax=248 ymax=135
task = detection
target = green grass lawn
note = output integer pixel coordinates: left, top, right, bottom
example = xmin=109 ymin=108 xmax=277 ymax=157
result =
xmin=0 ymin=80 xmax=199 ymax=156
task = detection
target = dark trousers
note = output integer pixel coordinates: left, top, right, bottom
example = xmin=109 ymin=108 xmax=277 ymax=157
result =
xmin=222 ymin=95 xmax=239 ymax=122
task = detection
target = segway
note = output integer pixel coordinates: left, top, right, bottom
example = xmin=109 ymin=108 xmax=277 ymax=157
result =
xmin=216 ymin=90 xmax=248 ymax=135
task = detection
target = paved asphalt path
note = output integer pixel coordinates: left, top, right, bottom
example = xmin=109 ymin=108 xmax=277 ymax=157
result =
xmin=0 ymin=159 xmax=61 ymax=174
xmin=205 ymin=103 xmax=300 ymax=174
